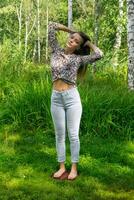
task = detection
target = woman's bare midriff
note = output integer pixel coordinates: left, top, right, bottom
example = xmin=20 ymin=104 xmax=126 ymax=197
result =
xmin=53 ymin=79 xmax=75 ymax=91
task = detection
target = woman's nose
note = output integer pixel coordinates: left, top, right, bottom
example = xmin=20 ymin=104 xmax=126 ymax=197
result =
xmin=70 ymin=40 xmax=73 ymax=44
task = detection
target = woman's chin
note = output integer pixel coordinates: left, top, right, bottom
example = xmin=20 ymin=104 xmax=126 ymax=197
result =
xmin=66 ymin=43 xmax=72 ymax=48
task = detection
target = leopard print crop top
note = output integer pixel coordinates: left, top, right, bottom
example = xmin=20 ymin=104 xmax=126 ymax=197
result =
xmin=48 ymin=21 xmax=103 ymax=86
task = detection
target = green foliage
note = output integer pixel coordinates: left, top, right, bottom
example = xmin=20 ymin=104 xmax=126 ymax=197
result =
xmin=0 ymin=43 xmax=133 ymax=139
xmin=80 ymin=77 xmax=134 ymax=139
xmin=0 ymin=3 xmax=18 ymax=41
xmin=0 ymin=39 xmax=24 ymax=82
xmin=0 ymin=0 xmax=128 ymax=60
xmin=0 ymin=1 xmax=133 ymax=199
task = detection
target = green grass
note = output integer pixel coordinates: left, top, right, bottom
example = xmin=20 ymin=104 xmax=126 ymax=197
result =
xmin=0 ymin=64 xmax=133 ymax=139
xmin=0 ymin=127 xmax=134 ymax=200
xmin=0 ymin=50 xmax=134 ymax=199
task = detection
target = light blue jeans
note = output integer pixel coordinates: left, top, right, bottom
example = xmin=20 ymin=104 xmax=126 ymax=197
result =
xmin=50 ymin=86 xmax=82 ymax=163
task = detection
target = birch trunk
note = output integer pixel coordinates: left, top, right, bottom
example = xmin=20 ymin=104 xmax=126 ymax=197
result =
xmin=37 ymin=0 xmax=40 ymax=63
xmin=16 ymin=0 xmax=23 ymax=49
xmin=46 ymin=3 xmax=49 ymax=62
xmin=24 ymin=14 xmax=36 ymax=62
xmin=24 ymin=15 xmax=28 ymax=62
xmin=112 ymin=0 xmax=124 ymax=67
xmin=68 ymin=0 xmax=73 ymax=28
xmin=32 ymin=40 xmax=37 ymax=61
xmin=93 ymin=0 xmax=100 ymax=73
xmin=94 ymin=0 xmax=99 ymax=47
xmin=127 ymin=0 xmax=134 ymax=90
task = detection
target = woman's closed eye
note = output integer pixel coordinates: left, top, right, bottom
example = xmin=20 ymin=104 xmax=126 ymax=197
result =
xmin=75 ymin=39 xmax=79 ymax=44
xmin=71 ymin=37 xmax=79 ymax=44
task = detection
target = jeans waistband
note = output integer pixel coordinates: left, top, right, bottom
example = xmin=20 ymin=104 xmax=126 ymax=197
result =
xmin=52 ymin=86 xmax=78 ymax=95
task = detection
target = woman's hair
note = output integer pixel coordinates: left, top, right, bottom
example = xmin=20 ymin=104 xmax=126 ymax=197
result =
xmin=71 ymin=31 xmax=91 ymax=80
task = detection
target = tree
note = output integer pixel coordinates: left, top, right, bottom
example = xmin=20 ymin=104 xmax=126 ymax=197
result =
xmin=68 ymin=0 xmax=73 ymax=28
xmin=23 ymin=0 xmax=36 ymax=62
xmin=112 ymin=0 xmax=124 ymax=68
xmin=93 ymin=0 xmax=101 ymax=73
xmin=16 ymin=0 xmax=23 ymax=49
xmin=45 ymin=0 xmax=49 ymax=62
xmin=37 ymin=0 xmax=40 ymax=62
xmin=127 ymin=0 xmax=134 ymax=90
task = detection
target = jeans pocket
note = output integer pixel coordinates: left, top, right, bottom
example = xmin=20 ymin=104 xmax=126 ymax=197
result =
xmin=68 ymin=90 xmax=80 ymax=101
xmin=51 ymin=92 xmax=56 ymax=101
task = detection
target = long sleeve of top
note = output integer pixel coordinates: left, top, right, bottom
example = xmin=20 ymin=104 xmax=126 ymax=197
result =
xmin=48 ymin=21 xmax=103 ymax=86
xmin=48 ymin=21 xmax=62 ymax=53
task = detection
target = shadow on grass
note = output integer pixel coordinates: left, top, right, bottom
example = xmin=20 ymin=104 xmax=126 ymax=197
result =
xmin=0 ymin=128 xmax=134 ymax=200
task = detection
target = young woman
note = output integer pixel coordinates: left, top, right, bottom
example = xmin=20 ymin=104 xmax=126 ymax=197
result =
xmin=48 ymin=21 xmax=103 ymax=180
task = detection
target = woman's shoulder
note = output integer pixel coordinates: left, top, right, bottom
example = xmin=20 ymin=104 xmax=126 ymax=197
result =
xmin=50 ymin=47 xmax=64 ymax=55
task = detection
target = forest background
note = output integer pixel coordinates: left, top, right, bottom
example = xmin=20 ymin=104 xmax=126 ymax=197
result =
xmin=0 ymin=0 xmax=134 ymax=200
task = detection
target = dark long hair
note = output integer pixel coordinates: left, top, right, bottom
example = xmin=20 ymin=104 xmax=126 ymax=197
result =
xmin=71 ymin=31 xmax=91 ymax=80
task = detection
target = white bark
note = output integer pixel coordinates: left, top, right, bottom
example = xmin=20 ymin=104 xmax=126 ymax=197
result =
xmin=114 ymin=0 xmax=124 ymax=49
xmin=94 ymin=0 xmax=99 ymax=46
xmin=68 ymin=0 xmax=73 ymax=28
xmin=24 ymin=13 xmax=36 ymax=62
xmin=32 ymin=40 xmax=37 ymax=61
xmin=46 ymin=4 xmax=49 ymax=62
xmin=24 ymin=15 xmax=28 ymax=62
xmin=37 ymin=0 xmax=40 ymax=63
xmin=93 ymin=0 xmax=100 ymax=73
xmin=127 ymin=0 xmax=134 ymax=90
xmin=16 ymin=0 xmax=23 ymax=49
xmin=112 ymin=0 xmax=124 ymax=67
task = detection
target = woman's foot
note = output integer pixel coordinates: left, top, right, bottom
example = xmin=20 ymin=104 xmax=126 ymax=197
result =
xmin=68 ymin=170 xmax=78 ymax=180
xmin=53 ymin=168 xmax=66 ymax=178
xmin=68 ymin=163 xmax=78 ymax=180
xmin=53 ymin=162 xmax=66 ymax=178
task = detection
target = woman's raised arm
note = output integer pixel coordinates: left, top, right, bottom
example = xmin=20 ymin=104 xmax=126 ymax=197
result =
xmin=79 ymin=41 xmax=104 ymax=65
xmin=48 ymin=21 xmax=75 ymax=53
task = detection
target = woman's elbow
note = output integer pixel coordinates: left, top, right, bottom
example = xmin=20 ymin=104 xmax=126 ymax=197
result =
xmin=96 ymin=50 xmax=104 ymax=59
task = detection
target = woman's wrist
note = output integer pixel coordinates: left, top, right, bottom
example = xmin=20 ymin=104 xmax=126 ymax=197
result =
xmin=84 ymin=41 xmax=104 ymax=56
xmin=85 ymin=41 xmax=102 ymax=52
xmin=49 ymin=21 xmax=75 ymax=33
xmin=84 ymin=41 xmax=96 ymax=50
xmin=58 ymin=24 xmax=75 ymax=33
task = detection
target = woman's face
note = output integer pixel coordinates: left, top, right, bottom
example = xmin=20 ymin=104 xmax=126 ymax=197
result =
xmin=66 ymin=33 xmax=84 ymax=52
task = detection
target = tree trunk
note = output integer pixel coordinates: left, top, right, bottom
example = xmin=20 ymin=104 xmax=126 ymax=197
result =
xmin=93 ymin=0 xmax=100 ymax=73
xmin=112 ymin=0 xmax=124 ymax=68
xmin=94 ymin=0 xmax=99 ymax=47
xmin=37 ymin=0 xmax=40 ymax=63
xmin=24 ymin=15 xmax=28 ymax=62
xmin=127 ymin=0 xmax=134 ymax=90
xmin=46 ymin=3 xmax=49 ymax=62
xmin=32 ymin=40 xmax=38 ymax=62
xmin=24 ymin=13 xmax=36 ymax=62
xmin=16 ymin=0 xmax=23 ymax=49
xmin=68 ymin=0 xmax=73 ymax=28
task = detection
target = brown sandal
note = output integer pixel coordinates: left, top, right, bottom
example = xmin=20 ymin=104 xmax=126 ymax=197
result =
xmin=51 ymin=170 xmax=69 ymax=180
xmin=67 ymin=172 xmax=79 ymax=181
xmin=60 ymin=171 xmax=70 ymax=180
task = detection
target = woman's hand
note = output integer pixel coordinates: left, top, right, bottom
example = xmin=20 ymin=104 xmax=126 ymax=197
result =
xmin=58 ymin=24 xmax=76 ymax=34
xmin=83 ymin=40 xmax=90 ymax=47
xmin=84 ymin=41 xmax=104 ymax=57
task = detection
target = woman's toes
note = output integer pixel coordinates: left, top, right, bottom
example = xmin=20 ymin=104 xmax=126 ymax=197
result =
xmin=68 ymin=171 xmax=77 ymax=179
xmin=53 ymin=169 xmax=66 ymax=178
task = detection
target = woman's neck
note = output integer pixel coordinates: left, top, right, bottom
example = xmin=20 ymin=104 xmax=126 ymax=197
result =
xmin=64 ymin=47 xmax=74 ymax=55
